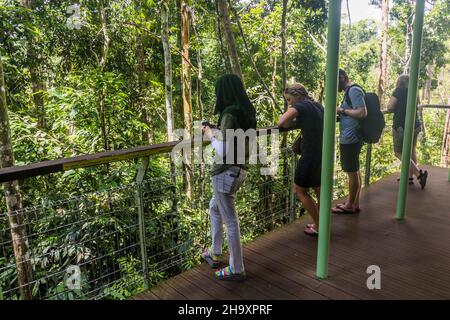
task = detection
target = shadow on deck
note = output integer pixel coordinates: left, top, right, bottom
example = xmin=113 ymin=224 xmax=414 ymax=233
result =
xmin=132 ymin=166 xmax=450 ymax=300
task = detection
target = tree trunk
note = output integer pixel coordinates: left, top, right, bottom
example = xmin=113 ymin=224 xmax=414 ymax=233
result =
xmin=21 ymin=0 xmax=45 ymax=128
xmin=217 ymin=0 xmax=244 ymax=83
xmin=161 ymin=0 xmax=175 ymax=143
xmin=344 ymin=0 xmax=351 ymax=70
xmin=0 ymin=53 xmax=34 ymax=300
xmin=190 ymin=7 xmax=206 ymax=224
xmin=135 ymin=1 xmax=153 ymax=145
xmin=424 ymin=64 xmax=433 ymax=104
xmin=441 ymin=99 xmax=450 ymax=168
xmin=271 ymin=55 xmax=277 ymax=105
xmin=181 ymin=0 xmax=193 ymax=199
xmin=281 ymin=0 xmax=288 ymax=112
xmin=216 ymin=1 xmax=231 ymax=73
xmin=281 ymin=0 xmax=289 ymax=218
xmin=378 ymin=0 xmax=389 ymax=108
xmin=98 ymin=0 xmax=110 ymax=151
xmin=189 ymin=8 xmax=204 ymax=120
xmin=137 ymin=33 xmax=153 ymax=144
xmin=403 ymin=3 xmax=414 ymax=74
xmin=161 ymin=0 xmax=178 ymax=207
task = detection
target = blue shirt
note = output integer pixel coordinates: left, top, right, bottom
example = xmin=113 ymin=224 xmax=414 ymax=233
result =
xmin=339 ymin=86 xmax=366 ymax=144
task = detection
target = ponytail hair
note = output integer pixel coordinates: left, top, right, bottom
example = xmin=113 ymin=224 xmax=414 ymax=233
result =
xmin=284 ymin=83 xmax=314 ymax=102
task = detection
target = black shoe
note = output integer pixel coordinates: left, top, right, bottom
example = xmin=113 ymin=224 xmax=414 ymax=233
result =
xmin=418 ymin=170 xmax=428 ymax=189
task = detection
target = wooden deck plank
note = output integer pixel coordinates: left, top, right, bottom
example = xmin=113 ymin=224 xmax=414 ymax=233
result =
xmin=266 ymin=219 xmax=449 ymax=299
xmin=249 ymin=227 xmax=389 ymax=300
xmin=148 ymin=278 xmax=188 ymax=300
xmin=215 ymin=253 xmax=301 ymax=300
xmin=168 ymin=270 xmax=216 ymax=300
xmin=246 ymin=236 xmax=359 ymax=300
xmin=240 ymin=249 xmax=328 ymax=300
xmin=194 ymin=263 xmax=273 ymax=300
xmin=134 ymin=166 xmax=450 ymax=300
xmin=181 ymin=265 xmax=246 ymax=300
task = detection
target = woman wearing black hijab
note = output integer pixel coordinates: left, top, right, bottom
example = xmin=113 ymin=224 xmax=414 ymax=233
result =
xmin=201 ymin=74 xmax=256 ymax=281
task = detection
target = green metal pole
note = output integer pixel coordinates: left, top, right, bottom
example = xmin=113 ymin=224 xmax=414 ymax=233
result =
xmin=316 ymin=0 xmax=342 ymax=280
xmin=396 ymin=0 xmax=425 ymax=220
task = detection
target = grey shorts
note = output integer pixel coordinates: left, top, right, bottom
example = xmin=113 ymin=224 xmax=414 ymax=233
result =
xmin=393 ymin=126 xmax=421 ymax=154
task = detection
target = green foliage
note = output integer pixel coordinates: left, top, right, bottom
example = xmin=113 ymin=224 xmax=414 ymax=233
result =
xmin=0 ymin=0 xmax=448 ymax=300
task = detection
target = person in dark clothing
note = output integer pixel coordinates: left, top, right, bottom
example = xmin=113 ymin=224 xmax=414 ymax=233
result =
xmin=278 ymin=83 xmax=324 ymax=236
xmin=387 ymin=74 xmax=428 ymax=189
xmin=201 ymin=74 xmax=257 ymax=281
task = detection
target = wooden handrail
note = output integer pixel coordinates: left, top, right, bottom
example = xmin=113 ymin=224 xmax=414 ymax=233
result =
xmin=2 ymin=104 xmax=448 ymax=183
xmin=0 ymin=126 xmax=290 ymax=183
xmin=418 ymin=104 xmax=450 ymax=109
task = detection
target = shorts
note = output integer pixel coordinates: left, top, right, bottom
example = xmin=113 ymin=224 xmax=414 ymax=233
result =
xmin=340 ymin=142 xmax=363 ymax=173
xmin=393 ymin=126 xmax=421 ymax=154
xmin=294 ymin=156 xmax=321 ymax=188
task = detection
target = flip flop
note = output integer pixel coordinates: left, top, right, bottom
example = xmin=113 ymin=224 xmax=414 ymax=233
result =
xmin=215 ymin=266 xmax=246 ymax=281
xmin=304 ymin=225 xmax=318 ymax=236
xmin=332 ymin=206 xmax=356 ymax=214
xmin=201 ymin=249 xmax=220 ymax=269
xmin=336 ymin=203 xmax=361 ymax=213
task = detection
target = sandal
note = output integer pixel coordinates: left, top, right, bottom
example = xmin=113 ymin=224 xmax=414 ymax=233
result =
xmin=215 ymin=266 xmax=246 ymax=281
xmin=332 ymin=205 xmax=356 ymax=214
xmin=304 ymin=225 xmax=318 ymax=236
xmin=336 ymin=203 xmax=361 ymax=213
xmin=201 ymin=249 xmax=220 ymax=269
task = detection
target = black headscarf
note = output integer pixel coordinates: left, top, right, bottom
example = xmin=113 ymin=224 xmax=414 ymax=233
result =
xmin=214 ymin=74 xmax=257 ymax=130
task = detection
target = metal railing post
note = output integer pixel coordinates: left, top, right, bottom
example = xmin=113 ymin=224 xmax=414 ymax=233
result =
xmin=289 ymin=152 xmax=297 ymax=222
xmin=316 ymin=0 xmax=342 ymax=280
xmin=364 ymin=144 xmax=372 ymax=187
xmin=135 ymin=157 xmax=150 ymax=290
xmin=396 ymin=0 xmax=425 ymax=220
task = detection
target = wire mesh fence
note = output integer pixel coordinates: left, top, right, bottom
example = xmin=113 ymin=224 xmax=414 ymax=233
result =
xmin=0 ymin=140 xmax=300 ymax=300
xmin=1 ymin=109 xmax=444 ymax=300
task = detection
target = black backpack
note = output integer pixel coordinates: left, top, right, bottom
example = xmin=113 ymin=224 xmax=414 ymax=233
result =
xmin=344 ymin=84 xmax=385 ymax=144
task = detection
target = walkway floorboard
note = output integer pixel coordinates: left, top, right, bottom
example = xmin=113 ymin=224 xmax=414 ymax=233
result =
xmin=132 ymin=166 xmax=450 ymax=300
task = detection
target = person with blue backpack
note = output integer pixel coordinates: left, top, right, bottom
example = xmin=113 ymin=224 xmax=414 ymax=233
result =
xmin=332 ymin=69 xmax=368 ymax=214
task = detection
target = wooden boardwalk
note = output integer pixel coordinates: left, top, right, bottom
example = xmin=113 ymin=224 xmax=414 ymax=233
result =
xmin=132 ymin=166 xmax=450 ymax=300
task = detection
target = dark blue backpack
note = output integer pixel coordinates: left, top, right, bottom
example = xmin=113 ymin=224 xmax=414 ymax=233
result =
xmin=344 ymin=84 xmax=385 ymax=144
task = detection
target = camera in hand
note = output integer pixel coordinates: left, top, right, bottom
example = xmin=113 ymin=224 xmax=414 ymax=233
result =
xmin=201 ymin=121 xmax=217 ymax=129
